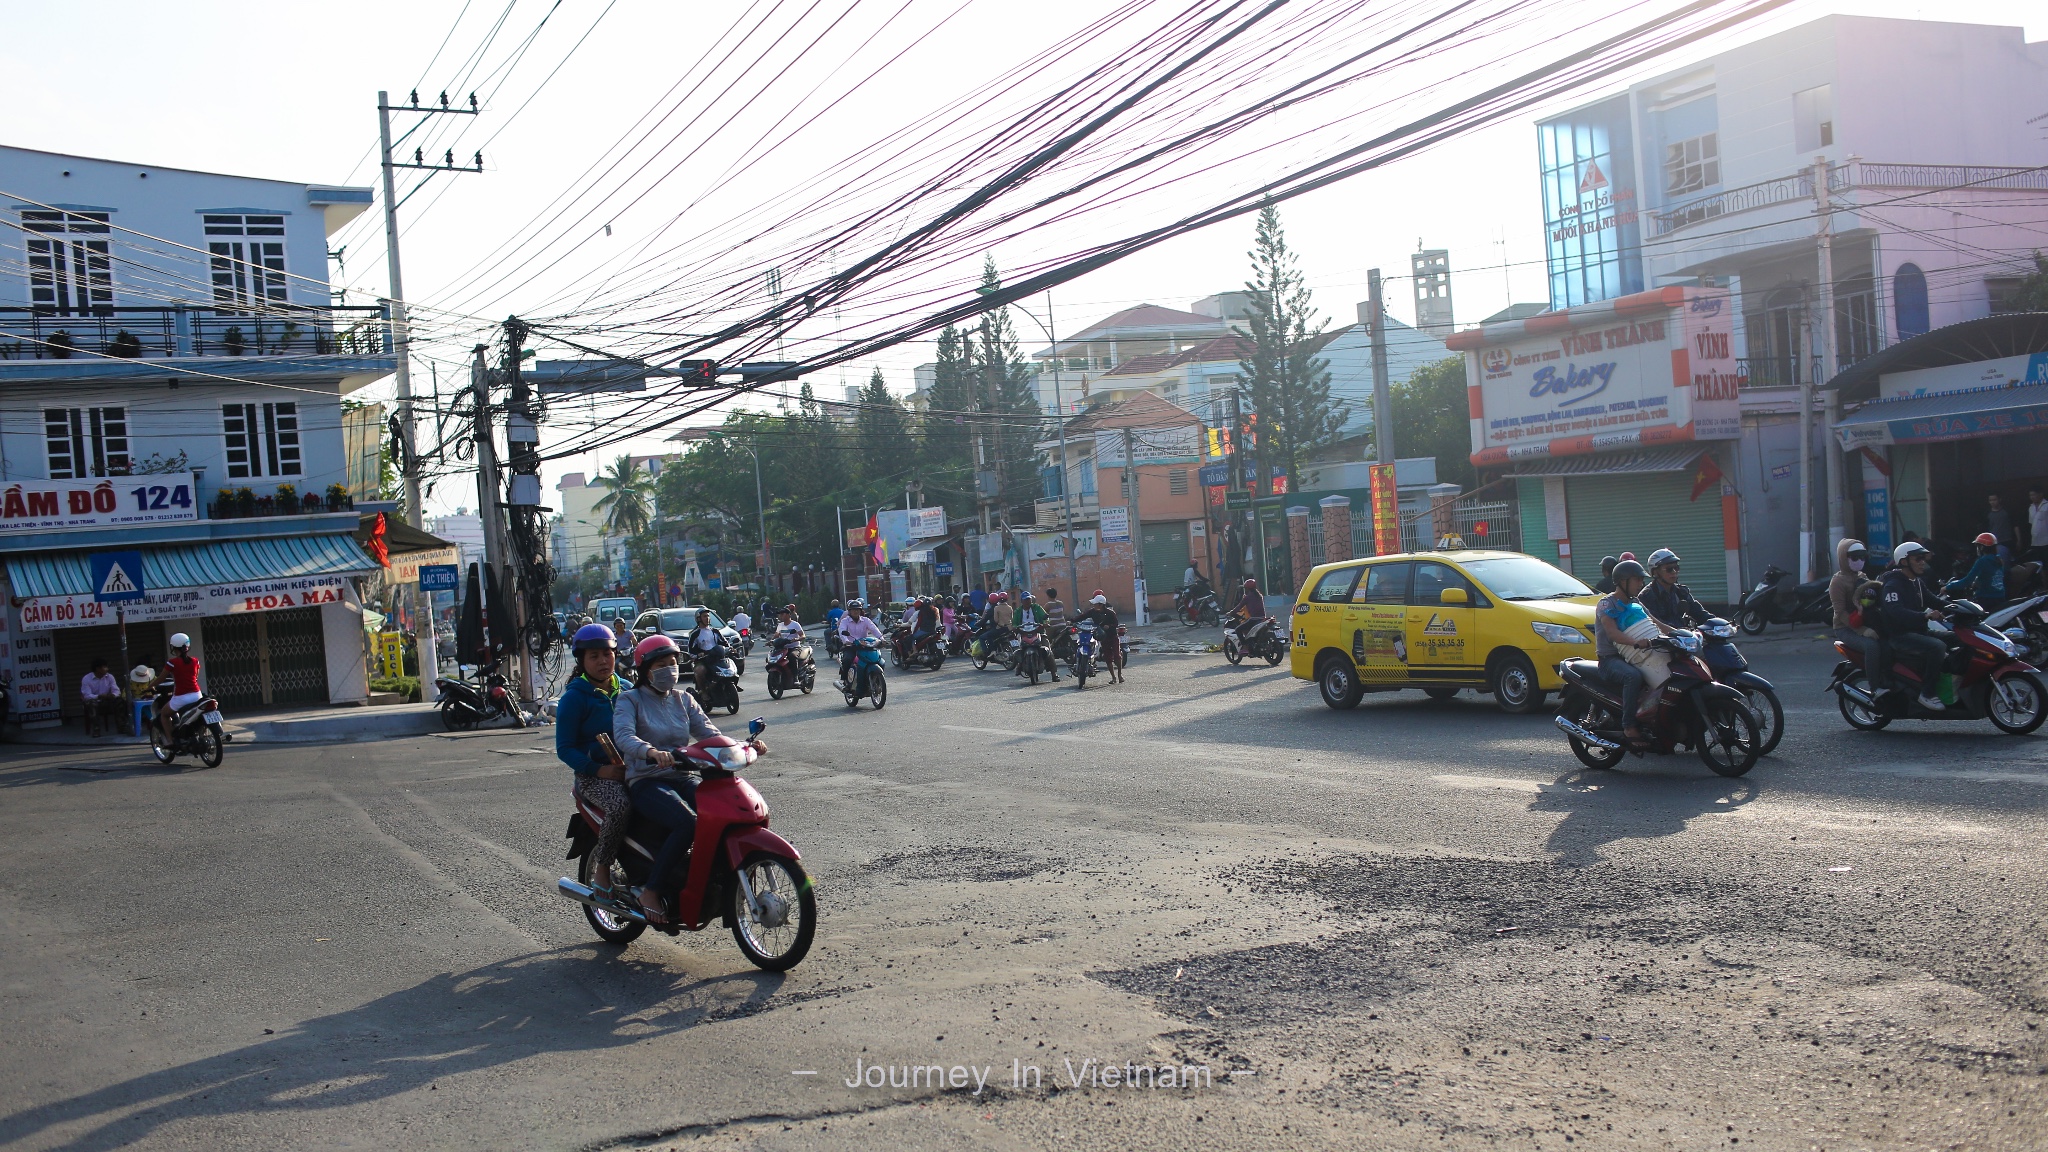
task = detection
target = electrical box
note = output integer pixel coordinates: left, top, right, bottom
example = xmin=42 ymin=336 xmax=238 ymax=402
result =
xmin=975 ymin=470 xmax=1000 ymax=498
xmin=507 ymin=474 xmax=542 ymax=506
xmin=505 ymin=414 xmax=538 ymax=444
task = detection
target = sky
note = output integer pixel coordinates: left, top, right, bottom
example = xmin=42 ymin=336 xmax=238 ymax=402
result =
xmin=2 ymin=0 xmax=2044 ymax=516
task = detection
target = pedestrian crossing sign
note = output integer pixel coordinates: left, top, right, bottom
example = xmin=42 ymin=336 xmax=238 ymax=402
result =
xmin=90 ymin=550 xmax=147 ymax=603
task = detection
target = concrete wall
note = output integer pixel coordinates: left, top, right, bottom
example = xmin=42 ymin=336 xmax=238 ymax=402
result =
xmin=323 ymin=597 xmax=368 ymax=704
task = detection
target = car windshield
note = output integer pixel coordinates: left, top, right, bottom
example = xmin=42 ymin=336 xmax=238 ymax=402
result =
xmin=1463 ymin=556 xmax=1593 ymax=601
xmin=662 ymin=608 xmax=725 ymax=630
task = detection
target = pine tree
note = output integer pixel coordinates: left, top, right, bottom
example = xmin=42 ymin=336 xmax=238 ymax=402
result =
xmin=919 ymin=325 xmax=977 ymax=502
xmin=1236 ymin=203 xmax=1343 ymax=490
xmin=854 ymin=367 xmax=910 ymax=487
xmin=973 ymin=258 xmax=1044 ymax=517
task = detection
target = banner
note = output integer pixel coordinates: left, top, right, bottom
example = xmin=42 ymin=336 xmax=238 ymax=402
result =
xmin=388 ymin=545 xmax=461 ymax=584
xmin=906 ymin=507 xmax=946 ymax=539
xmin=1369 ymin=463 xmax=1400 ymax=555
xmin=20 ymin=574 xmax=354 ymax=631
xmin=0 ymin=472 xmax=199 ymax=534
xmin=1099 ymin=505 xmax=1130 ymax=542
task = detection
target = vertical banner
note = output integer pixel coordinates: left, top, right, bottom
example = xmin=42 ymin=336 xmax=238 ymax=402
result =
xmin=1369 ymin=463 xmax=1400 ymax=555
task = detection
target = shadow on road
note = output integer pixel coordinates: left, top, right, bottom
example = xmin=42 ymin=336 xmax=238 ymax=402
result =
xmin=1532 ymin=766 xmax=1761 ymax=866
xmin=0 ymin=947 xmax=785 ymax=1152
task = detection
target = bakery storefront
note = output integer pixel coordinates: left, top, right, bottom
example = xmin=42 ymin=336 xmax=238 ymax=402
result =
xmin=1452 ymin=286 xmax=1743 ymax=602
xmin=1 ymin=483 xmax=377 ymax=726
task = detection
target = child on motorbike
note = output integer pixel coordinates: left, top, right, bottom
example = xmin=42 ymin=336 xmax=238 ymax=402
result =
xmin=1595 ymin=561 xmax=1674 ymax=743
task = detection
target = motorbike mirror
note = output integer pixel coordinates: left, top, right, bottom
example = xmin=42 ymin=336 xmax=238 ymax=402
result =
xmin=748 ymin=717 xmax=766 ymax=737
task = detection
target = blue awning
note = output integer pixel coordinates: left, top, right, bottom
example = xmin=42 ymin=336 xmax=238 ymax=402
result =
xmin=4 ymin=533 xmax=376 ymax=598
xmin=1834 ymin=383 xmax=2048 ymax=448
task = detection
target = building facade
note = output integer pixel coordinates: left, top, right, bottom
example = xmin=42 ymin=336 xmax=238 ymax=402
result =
xmin=0 ymin=145 xmax=389 ymax=725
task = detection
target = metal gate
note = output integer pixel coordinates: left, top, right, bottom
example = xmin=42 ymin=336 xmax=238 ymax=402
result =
xmin=203 ymin=615 xmax=264 ymax=709
xmin=266 ymin=607 xmax=330 ymax=705
xmin=202 ymin=607 xmax=329 ymax=709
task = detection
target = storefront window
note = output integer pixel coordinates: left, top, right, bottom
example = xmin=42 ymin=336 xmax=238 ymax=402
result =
xmin=1893 ymin=264 xmax=1929 ymax=340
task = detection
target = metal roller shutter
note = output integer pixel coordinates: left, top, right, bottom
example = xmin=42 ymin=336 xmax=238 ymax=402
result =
xmin=1139 ymin=522 xmax=1189 ymax=595
xmin=1563 ymin=472 xmax=1728 ymax=602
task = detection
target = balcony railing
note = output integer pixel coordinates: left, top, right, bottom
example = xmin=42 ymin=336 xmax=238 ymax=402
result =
xmin=0 ymin=304 xmax=391 ymax=361
xmin=1647 ymin=161 xmax=2048 ymax=240
xmin=1034 ymin=492 xmax=1099 ymax=529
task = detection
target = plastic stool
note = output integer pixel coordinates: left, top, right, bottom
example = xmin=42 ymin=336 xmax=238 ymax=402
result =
xmin=131 ymin=698 xmax=154 ymax=736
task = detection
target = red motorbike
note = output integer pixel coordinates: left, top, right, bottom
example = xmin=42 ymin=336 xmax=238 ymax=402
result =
xmin=557 ymin=719 xmax=816 ymax=971
xmin=1826 ymin=600 xmax=2046 ymax=734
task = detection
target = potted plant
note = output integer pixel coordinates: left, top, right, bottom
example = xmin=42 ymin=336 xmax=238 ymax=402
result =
xmin=275 ymin=483 xmax=297 ymax=507
xmin=303 ymin=492 xmax=324 ymax=512
xmin=326 ymin=483 xmax=352 ymax=511
xmin=234 ymin=486 xmax=257 ymax=516
xmin=107 ymin=330 xmax=142 ymax=358
xmin=222 ymin=326 xmax=245 ymax=356
xmin=255 ymin=495 xmax=275 ymax=516
xmin=47 ymin=330 xmax=74 ymax=358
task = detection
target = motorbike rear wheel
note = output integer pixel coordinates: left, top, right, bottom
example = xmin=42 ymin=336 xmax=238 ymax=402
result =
xmin=1264 ymin=641 xmax=1284 ymax=667
xmin=148 ymin=725 xmax=176 ymax=765
xmin=1836 ymin=670 xmax=1890 ymax=731
xmin=197 ymin=724 xmax=225 ymax=769
xmin=1698 ymin=697 xmax=1761 ymax=777
xmin=730 ymin=852 xmax=816 ymax=971
xmin=1987 ymin=671 xmax=2047 ymax=735
xmin=1564 ymin=691 xmax=1624 ymax=771
xmin=578 ymin=850 xmax=645 ymax=945
xmin=1737 ymin=608 xmax=1768 ymax=636
xmin=438 ymin=697 xmax=474 ymax=731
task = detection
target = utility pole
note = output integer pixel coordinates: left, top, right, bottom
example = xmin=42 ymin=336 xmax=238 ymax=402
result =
xmin=1122 ymin=426 xmax=1149 ymax=624
xmin=471 ymin=344 xmax=507 ymax=673
xmin=501 ymin=317 xmax=541 ymax=704
xmin=379 ymin=87 xmax=479 ymax=683
xmin=1814 ymin=155 xmax=1846 ymax=567
xmin=1367 ymin=268 xmax=1394 ymax=465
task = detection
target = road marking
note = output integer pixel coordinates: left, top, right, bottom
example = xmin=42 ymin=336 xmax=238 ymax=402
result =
xmin=792 ymin=1070 xmax=818 ymax=1076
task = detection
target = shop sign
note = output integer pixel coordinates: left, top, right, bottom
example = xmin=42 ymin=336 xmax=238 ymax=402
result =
xmin=1095 ymin=426 xmax=1201 ymax=466
xmin=936 ymin=561 xmax=955 ymax=577
xmin=1879 ymin=352 xmax=2048 ymax=401
xmin=20 ymin=574 xmax=354 ymax=631
xmin=1198 ymin=463 xmax=1230 ymax=487
xmin=1369 ymin=463 xmax=1400 ymax=555
xmin=1840 ymin=397 xmax=2048 ymax=449
xmin=376 ymin=631 xmax=407 ymax=679
xmin=1099 ymin=505 xmax=1130 ymax=542
xmin=418 ymin=564 xmax=460 ymax=592
xmin=1022 ymin=530 xmax=1098 ymax=560
xmin=390 ymin=546 xmax=461 ymax=584
xmin=906 ymin=507 xmax=946 ymax=539
xmin=0 ymin=472 xmax=199 ymax=534
xmin=1463 ymin=290 xmax=1736 ymax=465
xmin=12 ymin=625 xmax=58 ymax=723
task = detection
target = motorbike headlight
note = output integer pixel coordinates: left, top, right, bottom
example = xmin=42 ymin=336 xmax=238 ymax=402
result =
xmin=706 ymin=744 xmax=752 ymax=770
xmin=1531 ymin=621 xmax=1589 ymax=644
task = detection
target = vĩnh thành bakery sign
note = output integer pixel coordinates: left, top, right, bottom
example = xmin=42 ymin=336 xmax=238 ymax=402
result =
xmin=1449 ymin=287 xmax=1740 ymax=467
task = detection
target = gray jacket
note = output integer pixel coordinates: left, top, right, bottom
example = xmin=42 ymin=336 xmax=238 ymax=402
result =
xmin=613 ymin=684 xmax=724 ymax=785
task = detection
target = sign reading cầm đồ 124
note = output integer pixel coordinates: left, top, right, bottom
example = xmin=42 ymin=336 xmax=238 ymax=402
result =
xmin=0 ymin=473 xmax=200 ymax=534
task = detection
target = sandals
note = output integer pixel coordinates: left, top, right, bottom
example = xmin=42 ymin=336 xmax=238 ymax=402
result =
xmin=634 ymin=888 xmax=670 ymax=926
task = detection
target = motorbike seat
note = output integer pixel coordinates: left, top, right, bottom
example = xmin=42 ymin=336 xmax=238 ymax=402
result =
xmin=1559 ymin=657 xmax=1606 ymax=684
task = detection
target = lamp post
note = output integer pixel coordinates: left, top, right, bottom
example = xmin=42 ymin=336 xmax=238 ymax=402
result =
xmin=995 ymin=291 xmax=1082 ymax=609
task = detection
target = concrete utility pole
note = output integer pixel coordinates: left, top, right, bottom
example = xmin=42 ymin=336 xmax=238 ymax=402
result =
xmin=501 ymin=317 xmax=540 ymax=704
xmin=1814 ymin=156 xmax=1846 ymax=563
xmin=1367 ymin=268 xmax=1395 ymax=465
xmin=471 ymin=345 xmax=508 ymax=671
xmin=1007 ymin=295 xmax=1081 ymax=607
xmin=1122 ymin=426 xmax=1148 ymax=624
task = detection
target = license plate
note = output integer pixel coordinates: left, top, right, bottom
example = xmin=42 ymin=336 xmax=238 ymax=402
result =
xmin=203 ymin=710 xmax=224 ymax=725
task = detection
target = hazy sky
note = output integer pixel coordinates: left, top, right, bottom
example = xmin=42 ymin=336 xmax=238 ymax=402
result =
xmin=3 ymin=0 xmax=2043 ymax=514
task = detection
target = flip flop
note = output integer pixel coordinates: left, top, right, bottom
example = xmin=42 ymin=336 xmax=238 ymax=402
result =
xmin=634 ymin=889 xmax=669 ymax=926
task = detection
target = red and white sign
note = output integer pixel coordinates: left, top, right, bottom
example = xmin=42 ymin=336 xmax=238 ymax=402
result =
xmin=0 ymin=473 xmax=200 ymax=534
xmin=20 ymin=573 xmax=353 ymax=632
xmin=1452 ymin=288 xmax=1738 ymax=467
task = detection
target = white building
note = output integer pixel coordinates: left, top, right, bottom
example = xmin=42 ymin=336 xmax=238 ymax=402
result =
xmin=0 ymin=145 xmax=389 ymax=724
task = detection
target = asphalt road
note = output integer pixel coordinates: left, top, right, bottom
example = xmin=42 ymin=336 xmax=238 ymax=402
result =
xmin=2 ymin=629 xmax=2045 ymax=1151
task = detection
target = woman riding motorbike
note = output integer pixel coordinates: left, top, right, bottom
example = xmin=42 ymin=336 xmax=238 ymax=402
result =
xmin=555 ymin=624 xmax=632 ymax=895
xmin=1595 ymin=559 xmax=1674 ymax=743
xmin=613 ymin=634 xmax=728 ymax=926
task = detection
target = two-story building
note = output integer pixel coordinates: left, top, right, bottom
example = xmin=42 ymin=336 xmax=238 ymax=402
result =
xmin=0 ymin=145 xmax=393 ymax=725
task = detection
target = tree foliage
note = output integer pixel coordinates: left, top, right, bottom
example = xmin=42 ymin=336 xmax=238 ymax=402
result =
xmin=1236 ymin=204 xmax=1343 ymax=485
xmin=2012 ymin=250 xmax=2048 ymax=313
xmin=590 ymin=454 xmax=654 ymax=537
xmin=1387 ymin=355 xmax=1476 ymax=489
xmin=973 ymin=258 xmax=1045 ymax=514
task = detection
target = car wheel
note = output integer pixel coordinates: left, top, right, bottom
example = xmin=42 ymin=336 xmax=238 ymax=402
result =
xmin=1318 ymin=657 xmax=1363 ymax=710
xmin=1492 ymin=652 xmax=1545 ymax=715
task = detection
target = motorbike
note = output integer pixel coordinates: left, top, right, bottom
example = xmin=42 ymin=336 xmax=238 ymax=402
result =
xmin=1736 ymin=565 xmax=1832 ymax=635
xmin=969 ymin=625 xmax=1015 ymax=672
xmin=1070 ymin=620 xmax=1100 ymax=688
xmin=889 ymin=620 xmax=946 ymax=671
xmin=1553 ymin=630 xmax=1762 ymax=777
xmin=945 ymin=614 xmax=977 ymax=656
xmin=1014 ymin=620 xmax=1054 ymax=684
xmin=735 ymin=627 xmax=754 ymax=659
xmin=1826 ymin=600 xmax=2046 ymax=734
xmin=1176 ymin=586 xmax=1222 ymax=627
xmin=1696 ymin=616 xmax=1784 ymax=755
xmin=825 ymin=624 xmax=845 ymax=659
xmin=1984 ymin=593 xmax=2048 ymax=667
xmin=840 ymin=635 xmax=888 ymax=709
xmin=557 ymin=719 xmax=816 ymax=971
xmin=435 ymin=663 xmax=525 ymax=731
xmin=148 ymin=682 xmax=229 ymax=768
xmin=1223 ymin=615 xmax=1286 ymax=666
xmin=764 ymin=639 xmax=816 ymax=700
xmin=688 ymin=652 xmax=744 ymax=715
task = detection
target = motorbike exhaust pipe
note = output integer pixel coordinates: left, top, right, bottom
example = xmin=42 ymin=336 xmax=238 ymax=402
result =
xmin=1837 ymin=682 xmax=1876 ymax=709
xmin=555 ymin=877 xmax=648 ymax=923
xmin=1553 ymin=714 xmax=1619 ymax=750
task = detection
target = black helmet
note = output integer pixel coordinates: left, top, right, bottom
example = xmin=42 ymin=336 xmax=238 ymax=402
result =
xmin=1599 ymin=555 xmax=1619 ymax=574
xmin=1611 ymin=559 xmax=1648 ymax=585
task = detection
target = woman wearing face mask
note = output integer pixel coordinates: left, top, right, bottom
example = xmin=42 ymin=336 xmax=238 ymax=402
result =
xmin=1829 ymin=538 xmax=1878 ymax=659
xmin=612 ymin=634 xmax=726 ymax=925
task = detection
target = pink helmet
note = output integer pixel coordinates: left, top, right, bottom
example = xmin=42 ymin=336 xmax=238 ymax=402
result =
xmin=632 ymin=634 xmax=681 ymax=670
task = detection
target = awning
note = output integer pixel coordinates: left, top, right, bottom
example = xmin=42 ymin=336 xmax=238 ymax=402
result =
xmin=1506 ymin=446 xmax=1704 ymax=477
xmin=1833 ymin=383 xmax=2048 ymax=449
xmin=5 ymin=533 xmax=376 ymax=598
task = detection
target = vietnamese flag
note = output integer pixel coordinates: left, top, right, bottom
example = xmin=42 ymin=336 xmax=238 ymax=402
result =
xmin=1689 ymin=453 xmax=1724 ymax=501
xmin=369 ymin=511 xmax=391 ymax=567
xmin=865 ymin=513 xmax=886 ymax=565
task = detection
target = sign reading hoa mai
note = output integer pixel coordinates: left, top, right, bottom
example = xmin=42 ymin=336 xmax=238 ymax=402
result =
xmin=20 ymin=574 xmax=354 ymax=631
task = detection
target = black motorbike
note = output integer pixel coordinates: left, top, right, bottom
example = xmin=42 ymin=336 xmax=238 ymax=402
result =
xmin=1697 ymin=616 xmax=1783 ymax=754
xmin=1737 ymin=565 xmax=1832 ymax=635
xmin=689 ymin=651 xmax=744 ymax=714
xmin=1177 ymin=586 xmax=1222 ymax=627
xmin=149 ymin=683 xmax=228 ymax=768
xmin=1013 ymin=620 xmax=1054 ymax=684
xmin=1222 ymin=615 xmax=1286 ymax=666
xmin=888 ymin=621 xmax=946 ymax=671
xmin=764 ymin=639 xmax=816 ymax=700
xmin=1553 ymin=631 xmax=1761 ymax=777
xmin=435 ymin=663 xmax=525 ymax=730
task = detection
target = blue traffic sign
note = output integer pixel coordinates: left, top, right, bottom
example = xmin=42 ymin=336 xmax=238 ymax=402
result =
xmin=417 ymin=564 xmax=460 ymax=592
xmin=1197 ymin=463 xmax=1229 ymax=487
xmin=90 ymin=551 xmax=147 ymax=603
xmin=936 ymin=562 xmax=955 ymax=576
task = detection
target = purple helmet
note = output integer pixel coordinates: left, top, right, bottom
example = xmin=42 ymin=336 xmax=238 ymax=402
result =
xmin=571 ymin=622 xmax=618 ymax=655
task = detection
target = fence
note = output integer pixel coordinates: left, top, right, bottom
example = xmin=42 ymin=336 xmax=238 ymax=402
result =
xmin=0 ymin=304 xmax=390 ymax=360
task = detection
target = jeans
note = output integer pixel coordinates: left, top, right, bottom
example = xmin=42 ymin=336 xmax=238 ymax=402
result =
xmin=1890 ymin=632 xmax=1947 ymax=693
xmin=627 ymin=777 xmax=698 ymax=892
xmin=1599 ymin=654 xmax=1647 ymax=723
xmin=1832 ymin=628 xmax=1871 ymax=658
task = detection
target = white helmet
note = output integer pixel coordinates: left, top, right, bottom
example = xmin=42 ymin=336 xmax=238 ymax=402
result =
xmin=1892 ymin=541 xmax=1930 ymax=563
xmin=1090 ymin=594 xmax=1108 ymax=605
xmin=169 ymin=632 xmax=191 ymax=649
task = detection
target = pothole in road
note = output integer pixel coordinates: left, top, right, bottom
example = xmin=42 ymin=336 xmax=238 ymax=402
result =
xmin=863 ymin=844 xmax=1047 ymax=884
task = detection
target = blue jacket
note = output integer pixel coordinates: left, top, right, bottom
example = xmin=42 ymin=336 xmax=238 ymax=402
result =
xmin=1946 ymin=554 xmax=2005 ymax=606
xmin=556 ymin=672 xmax=626 ymax=776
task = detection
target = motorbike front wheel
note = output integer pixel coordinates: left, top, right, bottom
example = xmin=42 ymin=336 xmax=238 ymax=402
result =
xmin=1222 ymin=635 xmax=1243 ymax=664
xmin=1697 ymin=697 xmax=1761 ymax=777
xmin=767 ymin=670 xmax=784 ymax=700
xmin=197 ymin=724 xmax=225 ymax=769
xmin=1737 ymin=607 xmax=1768 ymax=636
xmin=1074 ymin=655 xmax=1092 ymax=689
xmin=1988 ymin=671 xmax=2047 ymax=735
xmin=730 ymin=852 xmax=817 ymax=971
xmin=1741 ymin=685 xmax=1784 ymax=755
xmin=867 ymin=668 xmax=888 ymax=710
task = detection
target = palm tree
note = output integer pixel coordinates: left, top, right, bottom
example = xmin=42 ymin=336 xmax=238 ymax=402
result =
xmin=590 ymin=455 xmax=654 ymax=539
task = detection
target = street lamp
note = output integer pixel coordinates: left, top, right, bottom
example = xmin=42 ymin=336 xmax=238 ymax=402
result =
xmin=993 ymin=290 xmax=1082 ymax=610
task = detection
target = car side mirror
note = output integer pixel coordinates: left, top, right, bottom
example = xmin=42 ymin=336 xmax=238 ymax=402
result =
xmin=1439 ymin=587 xmax=1468 ymax=605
